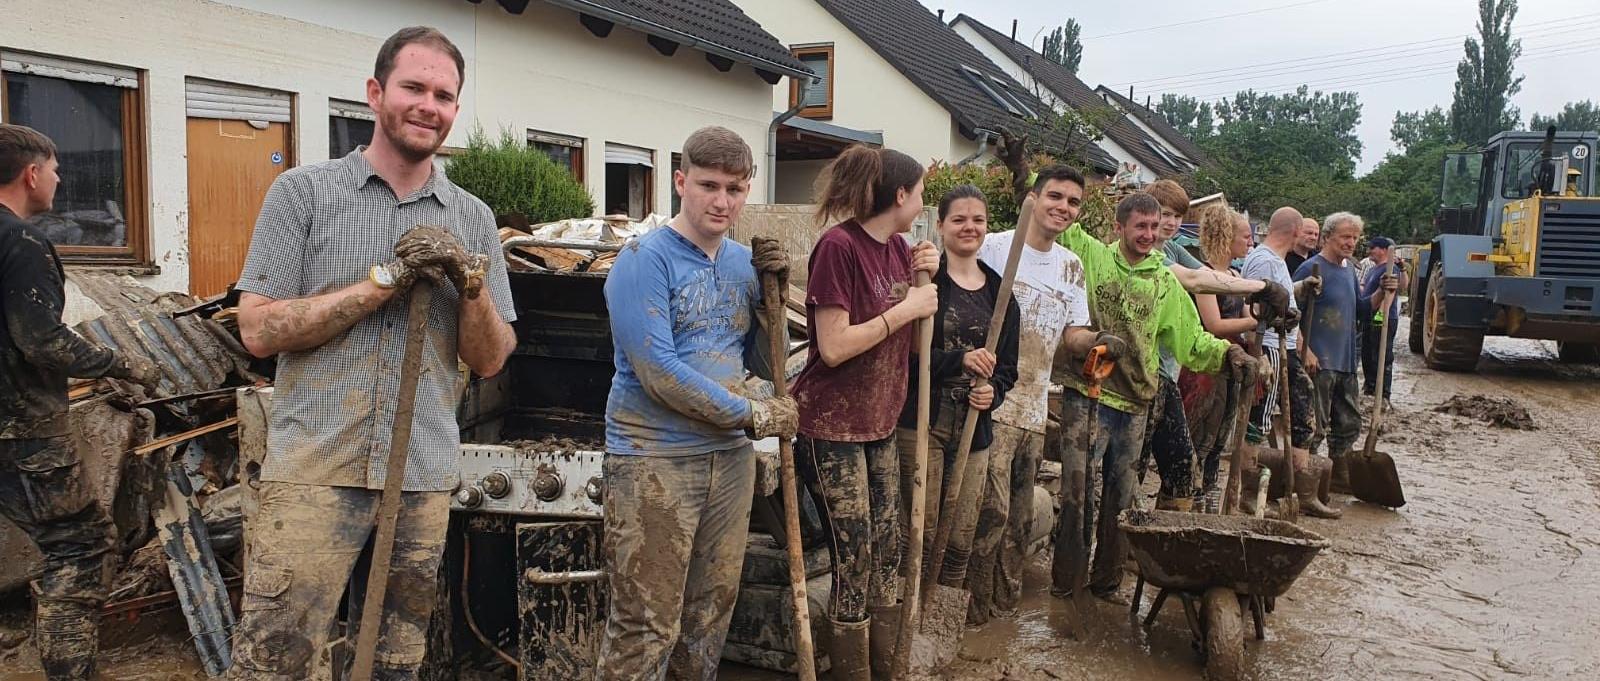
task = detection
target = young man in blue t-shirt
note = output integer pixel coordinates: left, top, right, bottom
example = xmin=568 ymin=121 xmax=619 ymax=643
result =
xmin=597 ymin=127 xmax=795 ymax=679
xmin=1360 ymin=236 xmax=1408 ymax=401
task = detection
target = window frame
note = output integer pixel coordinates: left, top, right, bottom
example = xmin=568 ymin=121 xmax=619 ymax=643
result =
xmin=0 ymin=54 xmax=150 ymax=267
xmin=528 ymin=128 xmax=585 ymax=183
xmin=960 ymin=65 xmax=1023 ymax=118
xmin=789 ymin=44 xmax=834 ymax=120
xmin=328 ymin=98 xmax=375 ymax=160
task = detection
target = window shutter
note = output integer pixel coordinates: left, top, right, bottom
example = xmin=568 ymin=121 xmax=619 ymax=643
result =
xmin=185 ymin=79 xmax=291 ymax=123
xmin=1 ymin=51 xmax=138 ymax=88
xmin=528 ymin=130 xmax=584 ymax=148
xmin=329 ymin=99 xmax=375 ymax=121
xmin=605 ymin=143 xmax=653 ymax=167
xmin=801 ymin=53 xmax=830 ymax=108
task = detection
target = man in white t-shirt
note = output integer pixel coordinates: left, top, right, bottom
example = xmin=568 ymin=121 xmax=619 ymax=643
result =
xmin=965 ymin=165 xmax=1122 ymax=624
xmin=1240 ymin=207 xmax=1319 ymax=449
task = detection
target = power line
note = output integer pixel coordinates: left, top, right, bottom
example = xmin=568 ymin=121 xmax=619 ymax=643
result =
xmin=1143 ymin=22 xmax=1600 ymax=93
xmin=1108 ymin=11 xmax=1600 ymax=88
xmin=1083 ymin=0 xmax=1334 ymax=41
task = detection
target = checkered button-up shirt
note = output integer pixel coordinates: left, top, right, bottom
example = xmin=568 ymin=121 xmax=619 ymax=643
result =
xmin=237 ymin=149 xmax=516 ymax=492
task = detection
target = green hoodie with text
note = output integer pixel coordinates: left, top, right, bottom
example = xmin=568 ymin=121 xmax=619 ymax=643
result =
xmin=1058 ymin=223 xmax=1228 ymax=414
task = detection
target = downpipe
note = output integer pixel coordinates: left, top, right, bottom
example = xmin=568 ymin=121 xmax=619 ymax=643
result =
xmin=957 ymin=128 xmax=997 ymax=166
xmin=768 ymin=76 xmax=815 ymax=203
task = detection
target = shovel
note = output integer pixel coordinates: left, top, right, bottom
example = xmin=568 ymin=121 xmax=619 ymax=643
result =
xmin=1349 ymin=263 xmax=1407 ymax=508
xmin=1069 ymin=345 xmax=1116 ymax=633
xmin=890 ymin=268 xmax=936 ymax=679
xmin=914 ymin=198 xmax=1035 ymax=654
xmin=1223 ymin=315 xmax=1270 ymax=515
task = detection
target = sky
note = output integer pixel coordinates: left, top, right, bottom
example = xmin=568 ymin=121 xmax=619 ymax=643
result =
xmin=920 ymin=0 xmax=1598 ymax=175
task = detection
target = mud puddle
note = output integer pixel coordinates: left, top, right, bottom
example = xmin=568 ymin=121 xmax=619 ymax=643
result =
xmin=1433 ymin=395 xmax=1536 ymax=429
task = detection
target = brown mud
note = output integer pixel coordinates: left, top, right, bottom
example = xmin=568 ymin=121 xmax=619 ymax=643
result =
xmin=5 ymin=322 xmax=1599 ymax=680
xmin=1434 ymin=395 xmax=1537 ymax=430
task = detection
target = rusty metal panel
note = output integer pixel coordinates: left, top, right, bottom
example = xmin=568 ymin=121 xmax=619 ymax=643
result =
xmin=516 ymin=521 xmax=606 ymax=681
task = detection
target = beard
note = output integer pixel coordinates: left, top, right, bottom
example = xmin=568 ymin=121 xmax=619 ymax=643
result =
xmin=377 ymin=106 xmax=446 ymax=163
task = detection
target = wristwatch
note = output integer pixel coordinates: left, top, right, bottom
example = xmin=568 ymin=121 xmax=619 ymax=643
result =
xmin=370 ymin=263 xmax=399 ymax=289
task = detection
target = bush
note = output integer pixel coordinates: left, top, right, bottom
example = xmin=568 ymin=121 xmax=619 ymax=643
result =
xmin=446 ymin=128 xmax=594 ymax=224
xmin=922 ymin=160 xmax=1019 ymax=231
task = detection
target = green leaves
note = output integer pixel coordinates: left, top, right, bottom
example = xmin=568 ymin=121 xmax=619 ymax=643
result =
xmin=445 ymin=128 xmax=595 ymax=225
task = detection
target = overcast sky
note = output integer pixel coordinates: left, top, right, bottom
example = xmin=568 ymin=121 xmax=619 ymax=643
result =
xmin=922 ymin=0 xmax=1597 ymax=174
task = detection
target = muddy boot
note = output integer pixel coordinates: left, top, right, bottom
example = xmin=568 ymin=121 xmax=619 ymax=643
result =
xmin=1296 ymin=467 xmax=1342 ymax=519
xmin=1155 ymin=494 xmax=1193 ymax=512
xmin=35 ymin=598 xmax=99 ymax=681
xmin=1330 ymin=453 xmax=1351 ymax=495
xmin=828 ymin=618 xmax=872 ymax=681
xmin=867 ymin=603 xmax=900 ymax=677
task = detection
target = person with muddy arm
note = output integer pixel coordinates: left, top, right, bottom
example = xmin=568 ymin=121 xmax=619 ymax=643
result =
xmin=1242 ymin=207 xmax=1317 ymax=453
xmin=1050 ymin=192 xmax=1254 ymax=603
xmin=891 ymin=185 xmax=1020 ymax=624
xmin=790 ymin=145 xmax=938 ymax=681
xmin=228 ymin=28 xmax=516 ymax=681
xmin=593 ymin=128 xmax=795 ymax=680
xmin=0 ymin=124 xmax=161 ymax=681
xmin=964 ymin=166 xmax=1108 ymax=626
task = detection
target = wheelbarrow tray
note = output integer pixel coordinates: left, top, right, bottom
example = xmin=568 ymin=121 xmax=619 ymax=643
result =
xmin=1117 ymin=509 xmax=1330 ymax=599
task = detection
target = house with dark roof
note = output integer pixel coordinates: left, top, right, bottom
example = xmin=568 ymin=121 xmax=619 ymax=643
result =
xmin=951 ymin=14 xmax=1199 ymax=185
xmin=2 ymin=0 xmax=809 ymax=295
xmin=1095 ymin=85 xmax=1213 ymax=170
xmin=737 ymin=0 xmax=1117 ymax=203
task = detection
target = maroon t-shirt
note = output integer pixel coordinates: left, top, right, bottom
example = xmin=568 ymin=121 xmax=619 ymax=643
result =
xmin=793 ymin=221 xmax=914 ymax=441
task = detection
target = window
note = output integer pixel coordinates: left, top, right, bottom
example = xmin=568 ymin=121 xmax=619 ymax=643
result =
xmin=329 ymin=99 xmax=374 ymax=160
xmin=1 ymin=52 xmax=147 ymax=264
xmin=790 ymin=44 xmax=834 ymax=119
xmin=960 ymin=65 xmax=1023 ymax=117
xmin=1502 ymin=142 xmax=1592 ymax=199
xmin=528 ymin=129 xmax=584 ymax=182
xmin=670 ymin=152 xmax=683 ymax=217
xmin=604 ymin=143 xmax=654 ymax=220
xmin=988 ymin=75 xmax=1036 ymax=118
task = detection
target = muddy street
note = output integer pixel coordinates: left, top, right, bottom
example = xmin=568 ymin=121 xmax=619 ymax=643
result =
xmin=2 ymin=323 xmax=1598 ymax=681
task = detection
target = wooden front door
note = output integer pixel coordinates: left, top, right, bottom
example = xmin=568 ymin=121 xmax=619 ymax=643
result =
xmin=185 ymin=118 xmax=290 ymax=298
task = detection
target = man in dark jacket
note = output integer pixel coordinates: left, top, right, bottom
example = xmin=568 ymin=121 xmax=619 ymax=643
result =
xmin=0 ymin=123 xmax=159 ymax=680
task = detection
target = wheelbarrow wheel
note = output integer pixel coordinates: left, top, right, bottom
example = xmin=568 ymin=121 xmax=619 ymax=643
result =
xmin=1202 ymin=587 xmax=1246 ymax=681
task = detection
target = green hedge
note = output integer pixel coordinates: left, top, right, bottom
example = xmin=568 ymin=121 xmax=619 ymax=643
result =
xmin=446 ymin=128 xmax=594 ymax=224
xmin=922 ymin=159 xmax=1118 ymax=242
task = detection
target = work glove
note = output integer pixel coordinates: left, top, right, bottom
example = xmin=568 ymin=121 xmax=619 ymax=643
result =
xmin=372 ymin=259 xmax=447 ymax=290
xmin=751 ymin=236 xmax=790 ymax=281
xmin=107 ymin=352 xmax=162 ymax=392
xmin=749 ymin=395 xmax=799 ymax=439
xmin=1300 ymin=274 xmax=1324 ymax=298
xmin=1224 ymin=344 xmax=1256 ymax=377
xmin=1092 ymin=331 xmax=1130 ymax=362
xmin=396 ymin=224 xmax=468 ymax=273
xmin=449 ymin=252 xmax=489 ymax=300
xmin=1246 ymin=281 xmax=1291 ymax=325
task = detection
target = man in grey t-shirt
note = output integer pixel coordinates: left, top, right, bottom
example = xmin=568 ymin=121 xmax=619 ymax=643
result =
xmin=1241 ymin=208 xmax=1317 ymax=451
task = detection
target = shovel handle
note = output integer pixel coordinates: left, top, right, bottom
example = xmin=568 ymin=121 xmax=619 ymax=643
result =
xmin=1082 ymin=344 xmax=1115 ymax=398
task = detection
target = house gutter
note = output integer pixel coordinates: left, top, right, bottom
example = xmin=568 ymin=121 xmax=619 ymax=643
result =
xmin=545 ymin=0 xmax=812 ymax=80
xmin=958 ymin=128 xmax=998 ymax=166
xmin=768 ymin=76 xmax=815 ymax=202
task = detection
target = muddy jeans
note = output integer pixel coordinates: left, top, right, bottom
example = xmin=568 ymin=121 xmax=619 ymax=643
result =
xmin=229 ymin=482 xmax=449 ymax=681
xmin=0 ymin=437 xmax=116 ymax=681
xmin=595 ymin=447 xmax=754 ymax=681
xmin=965 ymin=421 xmax=1043 ymax=624
xmin=797 ymin=435 xmax=900 ymax=623
xmin=1142 ymin=376 xmax=1196 ymax=499
xmin=1047 ymin=392 xmax=1148 ymax=596
xmin=1311 ymin=370 xmax=1362 ymax=458
xmin=1253 ymin=347 xmax=1313 ymax=449
xmin=893 ymin=391 xmax=989 ymax=589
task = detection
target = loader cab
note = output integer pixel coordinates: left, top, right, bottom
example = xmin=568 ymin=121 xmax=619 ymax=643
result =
xmin=1434 ymin=131 xmax=1597 ymax=237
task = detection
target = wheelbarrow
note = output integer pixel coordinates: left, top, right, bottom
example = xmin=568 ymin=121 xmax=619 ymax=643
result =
xmin=1119 ymin=509 xmax=1330 ymax=680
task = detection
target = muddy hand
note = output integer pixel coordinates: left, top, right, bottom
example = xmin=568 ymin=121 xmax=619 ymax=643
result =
xmin=1092 ymin=331 xmax=1129 ymax=361
xmin=1225 ymin=344 xmax=1256 ymax=376
xmin=448 ymin=253 xmax=488 ymax=300
xmin=395 ymin=224 xmax=467 ymax=272
xmin=750 ymin=395 xmax=799 ymax=439
xmin=751 ymin=236 xmax=791 ymax=280
xmin=1301 ymin=274 xmax=1323 ymax=298
xmin=911 ymin=240 xmax=939 ymax=276
xmin=109 ymin=352 xmax=161 ymax=391
xmin=1247 ymin=280 xmax=1291 ymax=325
xmin=374 ymin=259 xmax=447 ymax=290
xmin=963 ymin=348 xmax=997 ymax=378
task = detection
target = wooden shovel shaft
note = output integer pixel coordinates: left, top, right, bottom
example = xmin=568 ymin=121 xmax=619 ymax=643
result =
xmin=761 ymin=271 xmax=816 ymax=681
xmin=1224 ymin=315 xmax=1271 ymax=514
xmin=350 ymin=281 xmax=432 ymax=681
xmin=892 ymin=270 xmax=935 ymax=679
xmin=1362 ymin=262 xmax=1397 ymax=455
xmin=923 ymin=197 xmax=1034 ymax=609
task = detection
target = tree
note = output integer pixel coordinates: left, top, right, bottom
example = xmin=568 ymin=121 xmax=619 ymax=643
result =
xmin=1156 ymin=94 xmax=1215 ymax=139
xmin=1450 ymin=0 xmax=1522 ymax=146
xmin=1040 ymin=19 xmax=1084 ymax=73
xmin=1529 ymin=100 xmax=1600 ymax=133
xmin=1391 ymin=106 xmax=1452 ymax=152
xmin=1189 ymin=86 xmax=1364 ymax=218
xmin=447 ymin=128 xmax=595 ymax=223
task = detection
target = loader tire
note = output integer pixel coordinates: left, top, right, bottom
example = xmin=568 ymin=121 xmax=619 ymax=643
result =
xmin=1422 ymin=262 xmax=1483 ymax=372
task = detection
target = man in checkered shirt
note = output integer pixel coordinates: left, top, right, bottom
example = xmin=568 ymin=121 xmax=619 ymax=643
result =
xmin=231 ymin=27 xmax=515 ymax=680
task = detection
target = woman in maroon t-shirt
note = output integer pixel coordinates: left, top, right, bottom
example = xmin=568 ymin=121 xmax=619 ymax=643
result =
xmin=791 ymin=144 xmax=937 ymax=675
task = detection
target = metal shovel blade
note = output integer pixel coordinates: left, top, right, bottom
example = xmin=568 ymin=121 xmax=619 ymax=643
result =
xmin=1348 ymin=449 xmax=1406 ymax=508
xmin=916 ymin=581 xmax=970 ymax=668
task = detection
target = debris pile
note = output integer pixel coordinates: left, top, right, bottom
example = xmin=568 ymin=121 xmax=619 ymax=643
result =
xmin=498 ymin=214 xmax=668 ymax=274
xmin=1434 ymin=395 xmax=1537 ymax=430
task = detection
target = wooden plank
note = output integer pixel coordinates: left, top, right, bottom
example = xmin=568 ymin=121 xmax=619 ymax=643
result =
xmin=133 ymin=417 xmax=239 ymax=456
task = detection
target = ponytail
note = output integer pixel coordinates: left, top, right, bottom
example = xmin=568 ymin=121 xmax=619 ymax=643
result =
xmin=813 ymin=145 xmax=925 ymax=224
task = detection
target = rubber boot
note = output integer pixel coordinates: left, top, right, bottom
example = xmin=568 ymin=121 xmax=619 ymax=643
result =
xmin=35 ymin=598 xmax=99 ymax=681
xmin=1296 ymin=468 xmax=1343 ymax=519
xmin=867 ymin=603 xmax=901 ymax=677
xmin=1330 ymin=453 xmax=1352 ymax=495
xmin=1155 ymin=494 xmax=1194 ymax=512
xmin=828 ymin=618 xmax=872 ymax=681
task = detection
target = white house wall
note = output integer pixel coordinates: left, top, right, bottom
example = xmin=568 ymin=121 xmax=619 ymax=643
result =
xmin=4 ymin=0 xmax=776 ymax=293
xmin=739 ymin=0 xmax=967 ymax=169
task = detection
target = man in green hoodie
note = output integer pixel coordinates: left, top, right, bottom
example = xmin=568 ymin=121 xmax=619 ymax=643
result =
xmin=1050 ymin=192 xmax=1259 ymax=601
